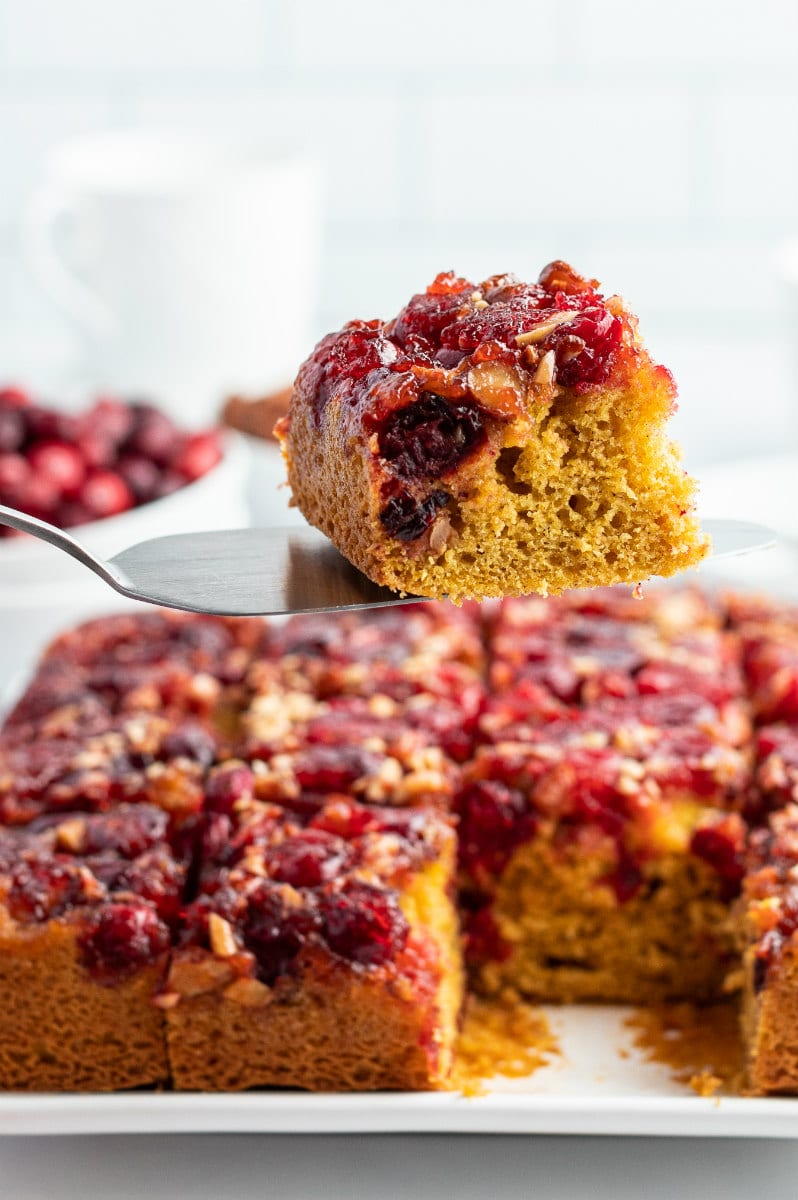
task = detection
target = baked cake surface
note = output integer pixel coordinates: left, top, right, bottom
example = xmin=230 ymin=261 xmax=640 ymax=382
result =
xmin=276 ymin=263 xmax=708 ymax=601
xmin=6 ymin=588 xmax=798 ymax=1093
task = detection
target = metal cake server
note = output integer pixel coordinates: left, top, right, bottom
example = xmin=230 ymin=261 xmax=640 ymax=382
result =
xmin=0 ymin=503 xmax=777 ymax=617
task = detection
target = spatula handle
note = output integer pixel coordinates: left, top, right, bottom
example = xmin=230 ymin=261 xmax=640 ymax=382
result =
xmin=0 ymin=503 xmax=131 ymax=593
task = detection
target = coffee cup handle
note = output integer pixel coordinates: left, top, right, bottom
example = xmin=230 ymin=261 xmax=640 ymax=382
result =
xmin=23 ymin=184 xmax=116 ymax=338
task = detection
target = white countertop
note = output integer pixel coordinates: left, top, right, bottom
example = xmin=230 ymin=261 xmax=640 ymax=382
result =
xmin=1 ymin=1132 xmax=797 ymax=1200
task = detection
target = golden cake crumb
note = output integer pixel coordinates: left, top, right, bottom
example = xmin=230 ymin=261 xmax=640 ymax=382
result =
xmin=451 ymin=989 xmax=559 ymax=1095
xmin=624 ymin=1001 xmax=744 ymax=1095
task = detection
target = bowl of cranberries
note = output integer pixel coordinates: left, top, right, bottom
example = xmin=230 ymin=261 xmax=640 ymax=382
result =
xmin=0 ymin=386 xmax=248 ymax=678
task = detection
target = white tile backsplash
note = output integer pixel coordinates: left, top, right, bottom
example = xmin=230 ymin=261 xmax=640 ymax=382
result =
xmin=285 ymin=0 xmax=561 ymax=68
xmin=416 ymin=89 xmax=692 ymax=221
xmin=0 ymin=0 xmax=273 ymax=72
xmin=0 ymin=0 xmax=797 ymax=462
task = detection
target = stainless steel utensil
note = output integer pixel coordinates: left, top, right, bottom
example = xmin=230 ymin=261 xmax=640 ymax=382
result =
xmin=0 ymin=503 xmax=777 ymax=617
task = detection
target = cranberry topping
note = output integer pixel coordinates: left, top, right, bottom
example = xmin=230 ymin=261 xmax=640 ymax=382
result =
xmin=390 ymin=274 xmax=474 ymax=352
xmin=268 ymin=830 xmax=351 ymax=888
xmin=548 ymin=307 xmax=623 ymax=389
xmin=690 ymin=816 xmax=746 ymax=899
xmin=243 ymin=881 xmax=321 ymax=984
xmin=80 ymin=806 xmax=169 ymax=858
xmin=320 ymin=880 xmax=408 ymax=967
xmin=7 ymin=854 xmax=94 ymax=922
xmin=377 ymin=392 xmax=485 ymax=482
xmin=160 ymin=722 xmax=217 ymax=767
xmin=293 ymin=745 xmax=383 ymax=792
xmin=457 ymin=779 xmax=537 ymax=875
xmin=461 ymin=897 xmax=512 ymax=964
xmin=205 ymin=764 xmax=255 ymax=814
xmin=600 ymin=848 xmax=644 ymax=904
xmin=80 ymin=902 xmax=170 ymax=977
xmin=379 ymin=487 xmax=449 ymax=542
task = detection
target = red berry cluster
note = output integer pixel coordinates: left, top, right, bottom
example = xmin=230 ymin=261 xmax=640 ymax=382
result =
xmin=0 ymin=385 xmax=223 ymax=537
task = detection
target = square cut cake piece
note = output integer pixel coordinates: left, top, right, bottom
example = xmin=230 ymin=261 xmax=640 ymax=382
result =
xmin=740 ymin=805 xmax=798 ymax=1094
xmin=0 ymin=804 xmax=184 ymax=1090
xmin=276 ymin=262 xmax=708 ymax=601
xmin=458 ymin=735 xmax=750 ymax=1004
xmin=165 ymin=762 xmax=462 ymax=1091
xmin=3 ymin=610 xmax=265 ymax=738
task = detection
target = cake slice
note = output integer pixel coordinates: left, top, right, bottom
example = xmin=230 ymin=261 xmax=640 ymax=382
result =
xmin=276 ymin=262 xmax=708 ymax=601
xmin=740 ymin=805 xmax=798 ymax=1094
xmin=165 ymin=762 xmax=462 ymax=1091
xmin=458 ymin=737 xmax=749 ymax=1004
xmin=0 ymin=804 xmax=184 ymax=1089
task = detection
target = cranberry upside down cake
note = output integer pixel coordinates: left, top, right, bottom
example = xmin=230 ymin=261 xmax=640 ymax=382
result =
xmin=3 ymin=588 xmax=798 ymax=1095
xmin=275 ymin=263 xmax=708 ymax=601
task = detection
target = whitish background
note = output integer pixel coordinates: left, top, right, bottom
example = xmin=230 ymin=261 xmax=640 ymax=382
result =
xmin=1 ymin=0 xmax=798 ymax=467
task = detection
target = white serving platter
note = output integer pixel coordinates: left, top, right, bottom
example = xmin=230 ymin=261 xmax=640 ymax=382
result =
xmin=1 ymin=1006 xmax=797 ymax=1139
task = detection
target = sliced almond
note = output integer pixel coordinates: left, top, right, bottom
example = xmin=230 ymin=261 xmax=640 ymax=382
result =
xmin=515 ymin=311 xmax=578 ymax=346
xmin=532 ymin=349 xmax=556 ymax=388
xmin=467 ymin=360 xmax=525 ymax=417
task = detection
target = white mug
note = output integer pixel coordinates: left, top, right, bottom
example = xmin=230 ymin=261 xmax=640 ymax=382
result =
xmin=24 ymin=130 xmax=321 ymax=423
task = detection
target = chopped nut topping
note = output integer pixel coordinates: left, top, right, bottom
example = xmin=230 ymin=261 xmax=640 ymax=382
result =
xmin=224 ymin=977 xmax=272 ymax=1007
xmin=55 ymin=817 xmax=87 ymax=853
xmin=153 ymin=991 xmax=181 ymax=1010
xmin=429 ymin=512 xmax=456 ymax=554
xmin=467 ymin=360 xmax=526 ymax=418
xmin=209 ymin=913 xmax=238 ymax=958
xmin=533 ymin=349 xmax=556 ymax=387
xmin=516 ymin=311 xmax=578 ymax=346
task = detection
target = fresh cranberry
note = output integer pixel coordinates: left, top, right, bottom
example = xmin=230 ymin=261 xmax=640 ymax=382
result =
xmin=126 ymin=403 xmax=181 ymax=465
xmin=56 ymin=501 xmax=93 ymax=529
xmin=377 ymin=393 xmax=485 ymax=483
xmin=320 ymin=880 xmax=408 ymax=967
xmin=172 ymin=431 xmax=222 ymax=481
xmin=205 ymin=763 xmax=255 ymax=814
xmin=0 ymin=385 xmax=31 ymax=408
xmin=457 ymin=779 xmax=537 ymax=875
xmin=77 ymin=432 xmax=116 ymax=469
xmin=149 ymin=470 xmax=185 ymax=500
xmin=379 ymin=487 xmax=449 ymax=541
xmin=243 ymin=882 xmax=320 ymax=983
xmin=79 ymin=470 xmax=134 ymax=519
xmin=27 ymin=441 xmax=86 ymax=496
xmin=24 ymin=405 xmax=79 ymax=443
xmin=80 ymin=902 xmax=170 ymax=976
xmin=86 ymin=397 xmax=135 ymax=446
xmin=0 ymin=452 xmax=31 ymax=502
xmin=0 ymin=407 xmax=25 ymax=452
xmin=17 ymin=472 xmax=61 ymax=518
xmin=116 ymin=454 xmax=161 ymax=502
xmin=269 ymin=830 xmax=352 ymax=888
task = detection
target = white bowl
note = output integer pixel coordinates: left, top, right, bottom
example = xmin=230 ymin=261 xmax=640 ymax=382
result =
xmin=0 ymin=432 xmax=251 ymax=693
